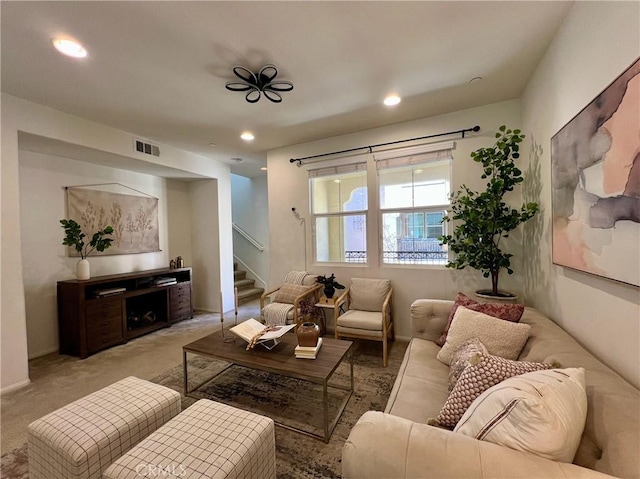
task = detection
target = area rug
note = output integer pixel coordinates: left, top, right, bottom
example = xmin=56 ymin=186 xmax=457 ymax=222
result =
xmin=0 ymin=339 xmax=407 ymax=479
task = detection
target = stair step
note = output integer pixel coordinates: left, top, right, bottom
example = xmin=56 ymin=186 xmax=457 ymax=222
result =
xmin=236 ymin=287 xmax=264 ymax=305
xmin=234 ymin=278 xmax=256 ymax=291
xmin=234 ymin=270 xmax=246 ymax=281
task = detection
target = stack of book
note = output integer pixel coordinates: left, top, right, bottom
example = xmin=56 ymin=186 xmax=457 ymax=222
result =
xmin=154 ymin=277 xmax=177 ymax=287
xmin=295 ymin=337 xmax=323 ymax=359
xmin=94 ymin=287 xmax=126 ymax=298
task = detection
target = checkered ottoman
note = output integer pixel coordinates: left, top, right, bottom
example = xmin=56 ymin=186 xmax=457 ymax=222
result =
xmin=28 ymin=376 xmax=181 ymax=479
xmin=103 ymin=399 xmax=276 ymax=479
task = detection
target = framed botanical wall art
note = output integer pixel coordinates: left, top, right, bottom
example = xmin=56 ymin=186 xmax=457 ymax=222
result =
xmin=551 ymin=57 xmax=639 ymax=287
xmin=66 ymin=184 xmax=160 ymax=255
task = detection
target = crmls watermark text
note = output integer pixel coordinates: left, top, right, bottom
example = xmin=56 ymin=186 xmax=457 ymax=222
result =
xmin=135 ymin=464 xmax=187 ymax=477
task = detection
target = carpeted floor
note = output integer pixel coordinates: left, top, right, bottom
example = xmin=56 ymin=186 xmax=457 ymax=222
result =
xmin=1 ymin=337 xmax=408 ymax=479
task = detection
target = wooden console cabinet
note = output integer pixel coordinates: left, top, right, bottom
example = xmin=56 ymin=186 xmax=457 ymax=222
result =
xmin=57 ymin=267 xmax=193 ymax=358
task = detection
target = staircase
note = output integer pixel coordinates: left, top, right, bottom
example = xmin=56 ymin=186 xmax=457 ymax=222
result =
xmin=234 ymin=263 xmax=264 ymax=304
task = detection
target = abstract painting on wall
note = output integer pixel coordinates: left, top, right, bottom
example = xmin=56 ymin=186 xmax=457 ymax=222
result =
xmin=551 ymin=57 xmax=639 ymax=287
xmin=66 ymin=184 xmax=160 ymax=255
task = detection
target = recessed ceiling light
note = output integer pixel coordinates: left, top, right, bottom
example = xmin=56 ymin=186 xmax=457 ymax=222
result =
xmin=469 ymin=76 xmax=483 ymax=84
xmin=52 ymin=38 xmax=87 ymax=58
xmin=230 ymin=157 xmax=243 ymax=162
xmin=260 ymin=167 xmax=268 ymax=171
xmin=383 ymin=95 xmax=401 ymax=106
xmin=208 ymin=142 xmax=217 ymax=147
xmin=240 ymin=132 xmax=255 ymax=141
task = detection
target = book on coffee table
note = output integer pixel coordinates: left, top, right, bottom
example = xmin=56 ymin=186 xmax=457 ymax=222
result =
xmin=230 ymin=318 xmax=296 ymax=349
xmin=295 ymin=337 xmax=323 ymax=359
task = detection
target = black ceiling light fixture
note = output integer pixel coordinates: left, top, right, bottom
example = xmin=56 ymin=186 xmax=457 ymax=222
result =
xmin=225 ymin=64 xmax=293 ymax=103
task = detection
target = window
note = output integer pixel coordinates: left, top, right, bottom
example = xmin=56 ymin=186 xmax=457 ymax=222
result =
xmin=310 ymin=162 xmax=367 ymax=263
xmin=307 ymin=142 xmax=453 ymax=266
xmin=377 ymin=145 xmax=452 ymax=265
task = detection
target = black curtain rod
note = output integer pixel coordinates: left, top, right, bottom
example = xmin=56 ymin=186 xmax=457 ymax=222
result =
xmin=290 ymin=125 xmax=480 ymax=165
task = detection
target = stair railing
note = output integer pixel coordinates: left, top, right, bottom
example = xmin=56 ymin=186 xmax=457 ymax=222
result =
xmin=232 ymin=223 xmax=264 ymax=252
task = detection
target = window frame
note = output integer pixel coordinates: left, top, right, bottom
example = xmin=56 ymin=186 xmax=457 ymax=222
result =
xmin=376 ymin=148 xmax=453 ymax=267
xmin=307 ymin=141 xmax=454 ymax=267
xmin=309 ymin=164 xmax=368 ymax=265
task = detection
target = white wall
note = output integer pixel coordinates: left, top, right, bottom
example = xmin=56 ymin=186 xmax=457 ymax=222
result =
xmin=1 ymin=102 xmax=30 ymax=391
xmin=167 ymin=179 xmax=194 ymax=269
xmin=18 ymin=151 xmax=172 ymax=358
xmin=1 ymin=93 xmax=234 ymax=392
xmin=267 ymin=100 xmax=523 ymax=339
xmin=521 ymin=1 xmax=640 ymax=387
xmin=190 ymin=180 xmax=221 ymax=312
xmin=231 ymin=174 xmax=269 ymax=288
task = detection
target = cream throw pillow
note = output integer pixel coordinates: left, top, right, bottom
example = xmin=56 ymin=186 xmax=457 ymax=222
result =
xmin=455 ymin=368 xmax=587 ymax=463
xmin=437 ymin=306 xmax=531 ymax=366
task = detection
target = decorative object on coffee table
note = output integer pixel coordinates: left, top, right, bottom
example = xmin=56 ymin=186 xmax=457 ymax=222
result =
xmin=230 ymin=318 xmax=295 ymax=350
xmin=316 ymin=273 xmax=345 ymax=299
xmin=439 ymin=125 xmax=538 ymax=299
xmin=297 ymin=322 xmax=320 ymax=347
xmin=60 ymin=218 xmax=114 ymax=280
xmin=299 ymin=298 xmax=324 ymax=334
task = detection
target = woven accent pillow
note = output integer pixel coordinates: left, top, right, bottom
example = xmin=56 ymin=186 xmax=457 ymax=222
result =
xmin=274 ymin=283 xmax=310 ymax=304
xmin=455 ymin=368 xmax=586 ymax=463
xmin=448 ymin=338 xmax=488 ymax=393
xmin=435 ymin=292 xmax=525 ymax=347
xmin=434 ymin=352 xmax=558 ymax=428
xmin=437 ymin=306 xmax=531 ymax=366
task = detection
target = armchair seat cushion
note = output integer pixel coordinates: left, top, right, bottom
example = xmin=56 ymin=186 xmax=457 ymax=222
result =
xmin=337 ymin=326 xmax=384 ymax=339
xmin=337 ymin=310 xmax=383 ymax=331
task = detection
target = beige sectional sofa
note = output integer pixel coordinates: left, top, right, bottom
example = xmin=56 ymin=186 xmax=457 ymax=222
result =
xmin=342 ymin=299 xmax=640 ymax=479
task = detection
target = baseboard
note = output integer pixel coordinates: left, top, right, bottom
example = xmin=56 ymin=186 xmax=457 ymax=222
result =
xmin=1 ymin=378 xmax=31 ymax=395
xmin=28 ymin=346 xmax=59 ymax=360
xmin=194 ymin=307 xmax=216 ymax=313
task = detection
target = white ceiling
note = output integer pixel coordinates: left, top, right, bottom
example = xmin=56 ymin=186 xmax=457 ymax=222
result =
xmin=1 ymin=1 xmax=572 ymax=178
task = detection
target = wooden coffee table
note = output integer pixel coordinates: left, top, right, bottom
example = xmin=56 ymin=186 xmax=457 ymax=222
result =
xmin=183 ymin=331 xmax=354 ymax=443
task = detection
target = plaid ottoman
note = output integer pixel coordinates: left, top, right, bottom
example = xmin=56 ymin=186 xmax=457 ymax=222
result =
xmin=103 ymin=399 xmax=276 ymax=479
xmin=28 ymin=376 xmax=181 ymax=479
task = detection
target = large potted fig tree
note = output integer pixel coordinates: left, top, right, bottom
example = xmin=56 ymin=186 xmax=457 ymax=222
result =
xmin=439 ymin=126 xmax=538 ymax=299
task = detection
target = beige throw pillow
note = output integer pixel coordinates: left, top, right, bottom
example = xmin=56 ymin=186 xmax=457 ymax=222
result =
xmin=437 ymin=306 xmax=531 ymax=366
xmin=273 ymin=283 xmax=310 ymax=304
xmin=349 ymin=278 xmax=391 ymax=312
xmin=455 ymin=368 xmax=587 ymax=463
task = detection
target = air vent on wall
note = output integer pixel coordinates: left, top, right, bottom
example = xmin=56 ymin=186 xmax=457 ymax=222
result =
xmin=133 ymin=138 xmax=160 ymax=157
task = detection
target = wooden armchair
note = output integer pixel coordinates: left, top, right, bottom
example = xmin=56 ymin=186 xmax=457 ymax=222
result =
xmin=260 ymin=272 xmax=321 ymax=327
xmin=334 ymin=278 xmax=394 ymax=367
